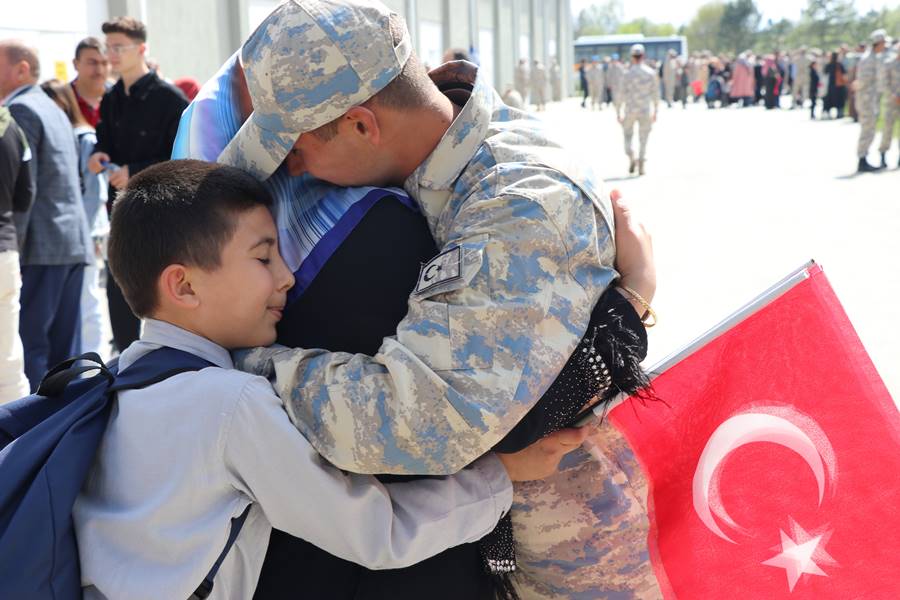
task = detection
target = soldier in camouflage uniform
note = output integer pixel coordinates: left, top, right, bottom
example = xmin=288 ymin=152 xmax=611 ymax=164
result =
xmin=792 ymin=47 xmax=809 ymax=109
xmin=220 ymin=1 xmax=661 ymax=597
xmin=877 ymin=41 xmax=900 ymax=169
xmin=607 ymin=54 xmax=625 ymax=113
xmin=661 ymin=49 xmax=677 ymax=108
xmin=586 ymin=57 xmax=605 ymax=110
xmin=855 ymin=30 xmax=888 ymax=173
xmin=618 ymin=44 xmax=660 ymax=177
xmin=515 ymin=58 xmax=530 ymax=105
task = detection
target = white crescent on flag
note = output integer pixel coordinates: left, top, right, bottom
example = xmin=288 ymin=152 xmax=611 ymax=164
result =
xmin=692 ymin=410 xmax=835 ymax=543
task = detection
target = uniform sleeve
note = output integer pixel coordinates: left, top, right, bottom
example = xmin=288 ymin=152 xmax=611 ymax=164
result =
xmin=223 ymin=377 xmax=512 ymax=569
xmin=238 ymin=191 xmax=585 ymax=475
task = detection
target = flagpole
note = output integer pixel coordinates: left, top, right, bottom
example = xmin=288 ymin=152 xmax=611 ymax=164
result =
xmin=596 ymin=260 xmax=817 ymax=417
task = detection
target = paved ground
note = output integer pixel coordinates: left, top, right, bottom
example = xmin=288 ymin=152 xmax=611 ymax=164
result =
xmin=539 ymin=97 xmax=900 ymax=402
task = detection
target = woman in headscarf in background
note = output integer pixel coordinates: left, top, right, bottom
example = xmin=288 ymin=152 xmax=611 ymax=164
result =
xmin=823 ymin=51 xmax=848 ymax=119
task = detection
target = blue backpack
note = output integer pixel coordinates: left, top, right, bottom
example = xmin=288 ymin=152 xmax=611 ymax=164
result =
xmin=0 ymin=348 xmax=248 ymax=600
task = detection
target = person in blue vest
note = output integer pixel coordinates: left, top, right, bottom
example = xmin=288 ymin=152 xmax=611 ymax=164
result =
xmin=0 ymin=40 xmax=92 ymax=391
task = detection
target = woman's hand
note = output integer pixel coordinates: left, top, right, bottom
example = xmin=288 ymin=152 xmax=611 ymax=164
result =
xmin=496 ymin=426 xmax=592 ymax=481
xmin=610 ymin=189 xmax=656 ymax=309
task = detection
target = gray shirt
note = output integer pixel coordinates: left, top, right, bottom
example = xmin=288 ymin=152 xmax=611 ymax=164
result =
xmin=74 ymin=319 xmax=512 ymax=600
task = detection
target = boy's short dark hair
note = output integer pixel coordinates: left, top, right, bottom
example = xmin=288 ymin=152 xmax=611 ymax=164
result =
xmin=74 ymin=37 xmax=103 ymax=60
xmin=101 ymin=17 xmax=147 ymax=43
xmin=108 ymin=159 xmax=273 ymax=317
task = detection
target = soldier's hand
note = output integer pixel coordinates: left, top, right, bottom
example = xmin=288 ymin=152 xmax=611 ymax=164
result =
xmin=652 ymin=113 xmax=657 ymax=123
xmin=617 ymin=114 xmax=624 ymax=124
xmin=496 ymin=426 xmax=592 ymax=481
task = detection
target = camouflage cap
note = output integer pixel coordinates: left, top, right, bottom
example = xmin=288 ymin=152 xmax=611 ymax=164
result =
xmin=218 ymin=0 xmax=412 ymax=180
xmin=630 ymin=44 xmax=645 ymax=57
xmin=870 ymin=29 xmax=887 ymax=43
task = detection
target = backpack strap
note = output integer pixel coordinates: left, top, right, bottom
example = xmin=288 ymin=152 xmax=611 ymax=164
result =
xmin=109 ymin=347 xmax=215 ymax=393
xmin=107 ymin=347 xmax=251 ymax=600
xmin=37 ymin=352 xmax=113 ymax=397
xmin=190 ymin=505 xmax=252 ymax=600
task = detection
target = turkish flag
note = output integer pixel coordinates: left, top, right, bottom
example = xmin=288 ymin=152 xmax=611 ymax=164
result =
xmin=609 ymin=264 xmax=900 ymax=598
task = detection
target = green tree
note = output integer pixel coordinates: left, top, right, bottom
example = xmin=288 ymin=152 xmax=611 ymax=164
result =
xmin=617 ymin=18 xmax=676 ymax=37
xmin=575 ymin=0 xmax=624 ymax=37
xmin=683 ymin=2 xmax=726 ymax=53
xmin=755 ymin=18 xmax=794 ymax=53
xmin=794 ymin=0 xmax=857 ymax=48
xmin=720 ymin=0 xmax=762 ymax=53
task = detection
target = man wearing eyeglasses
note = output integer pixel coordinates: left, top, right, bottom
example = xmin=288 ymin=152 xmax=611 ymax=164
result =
xmin=70 ymin=37 xmax=109 ymax=128
xmin=87 ymin=16 xmax=187 ymax=353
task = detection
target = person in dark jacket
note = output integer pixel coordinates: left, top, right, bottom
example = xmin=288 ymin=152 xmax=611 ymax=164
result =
xmin=88 ymin=17 xmax=187 ymax=353
xmin=0 ymin=40 xmax=92 ymax=391
xmin=0 ymin=106 xmax=33 ymax=401
xmin=823 ymin=51 xmax=848 ymax=119
xmin=809 ymin=58 xmax=821 ymax=119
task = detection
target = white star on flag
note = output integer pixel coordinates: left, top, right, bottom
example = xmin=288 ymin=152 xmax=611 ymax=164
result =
xmin=762 ymin=519 xmax=838 ymax=592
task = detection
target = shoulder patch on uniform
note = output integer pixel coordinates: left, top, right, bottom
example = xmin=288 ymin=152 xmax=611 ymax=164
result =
xmin=415 ymin=246 xmax=463 ymax=295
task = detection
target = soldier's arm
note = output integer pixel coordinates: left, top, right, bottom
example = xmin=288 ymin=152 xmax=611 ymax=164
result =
xmin=238 ymin=189 xmax=595 ymax=476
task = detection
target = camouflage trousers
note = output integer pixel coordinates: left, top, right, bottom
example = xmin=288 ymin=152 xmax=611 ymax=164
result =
xmin=857 ymin=94 xmax=881 ymax=158
xmin=663 ymin=80 xmax=675 ymax=105
xmin=622 ymin=113 xmax=653 ymax=160
xmin=511 ymin=420 xmax=662 ymax=600
xmin=878 ymin=99 xmax=899 ymax=154
xmin=794 ymin=75 xmax=809 ymax=104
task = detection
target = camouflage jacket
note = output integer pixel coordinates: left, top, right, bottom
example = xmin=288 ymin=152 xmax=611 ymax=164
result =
xmin=620 ymin=63 xmax=660 ymax=116
xmin=888 ymin=53 xmax=900 ymax=99
xmin=856 ymin=49 xmax=887 ymax=97
xmin=239 ymin=61 xmax=617 ymax=476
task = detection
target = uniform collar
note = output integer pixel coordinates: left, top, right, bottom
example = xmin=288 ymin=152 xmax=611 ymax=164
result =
xmin=403 ymin=61 xmax=494 ymax=230
xmin=119 ymin=318 xmax=234 ymax=371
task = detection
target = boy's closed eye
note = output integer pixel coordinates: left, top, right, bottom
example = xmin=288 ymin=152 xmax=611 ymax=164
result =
xmin=249 ymin=237 xmax=276 ymax=264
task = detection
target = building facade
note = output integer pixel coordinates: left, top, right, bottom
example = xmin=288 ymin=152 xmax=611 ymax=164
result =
xmin=3 ymin=0 xmax=574 ymax=98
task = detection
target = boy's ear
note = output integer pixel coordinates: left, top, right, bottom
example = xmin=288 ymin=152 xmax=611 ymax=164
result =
xmin=158 ymin=264 xmax=199 ymax=310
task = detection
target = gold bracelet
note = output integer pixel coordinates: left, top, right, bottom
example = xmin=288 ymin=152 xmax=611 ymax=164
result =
xmin=619 ymin=285 xmax=657 ymax=328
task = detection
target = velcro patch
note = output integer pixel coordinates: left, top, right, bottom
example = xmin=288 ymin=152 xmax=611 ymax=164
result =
xmin=415 ymin=246 xmax=462 ymax=295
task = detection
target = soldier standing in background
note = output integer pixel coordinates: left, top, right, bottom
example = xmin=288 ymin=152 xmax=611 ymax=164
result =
xmin=793 ymin=47 xmax=810 ymax=109
xmin=607 ymin=53 xmax=625 ymax=112
xmin=662 ymin=49 xmax=677 ymax=107
xmin=878 ymin=40 xmax=900 ymax=168
xmin=514 ymin=58 xmax=530 ymax=105
xmin=846 ymin=42 xmax=867 ymax=121
xmin=586 ymin=56 xmax=605 ymax=110
xmin=855 ymin=30 xmax=888 ymax=173
xmin=531 ymin=59 xmax=547 ymax=111
xmin=550 ymin=58 xmax=562 ymax=102
xmin=618 ymin=44 xmax=660 ymax=176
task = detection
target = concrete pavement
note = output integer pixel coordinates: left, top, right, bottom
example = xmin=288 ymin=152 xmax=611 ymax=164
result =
xmin=539 ymin=98 xmax=900 ymax=402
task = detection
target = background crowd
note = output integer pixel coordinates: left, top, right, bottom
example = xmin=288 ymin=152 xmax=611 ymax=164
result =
xmin=0 ymin=17 xmax=195 ymax=402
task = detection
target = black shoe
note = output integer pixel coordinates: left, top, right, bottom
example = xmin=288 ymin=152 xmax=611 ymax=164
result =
xmin=881 ymin=153 xmax=888 ymax=169
xmin=628 ymin=158 xmax=636 ymax=174
xmin=858 ymin=157 xmax=879 ymax=173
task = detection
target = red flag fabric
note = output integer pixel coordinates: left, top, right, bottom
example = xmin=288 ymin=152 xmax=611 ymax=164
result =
xmin=609 ymin=265 xmax=900 ymax=599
